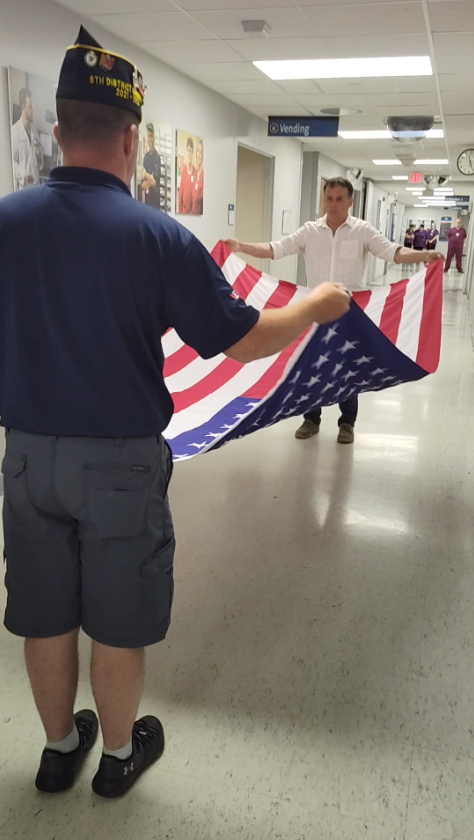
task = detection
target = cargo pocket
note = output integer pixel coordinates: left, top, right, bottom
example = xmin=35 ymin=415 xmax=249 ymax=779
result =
xmin=141 ymin=536 xmax=175 ymax=628
xmin=1 ymin=453 xmax=39 ymax=525
xmin=84 ymin=464 xmax=152 ymax=540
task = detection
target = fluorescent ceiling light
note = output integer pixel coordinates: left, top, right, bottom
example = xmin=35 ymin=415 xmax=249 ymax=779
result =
xmin=253 ymin=56 xmax=433 ymax=80
xmin=406 ymin=186 xmax=426 ymax=191
xmin=339 ymin=128 xmax=443 ymax=140
xmin=433 ymin=189 xmax=453 ymax=193
xmin=413 ymin=159 xmax=449 ymax=165
xmin=373 ymin=159 xmax=402 ymax=165
xmin=392 ymin=175 xmax=409 ymax=180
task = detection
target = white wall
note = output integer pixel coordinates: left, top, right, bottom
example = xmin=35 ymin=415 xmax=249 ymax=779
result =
xmin=0 ymin=0 xmax=303 ymax=282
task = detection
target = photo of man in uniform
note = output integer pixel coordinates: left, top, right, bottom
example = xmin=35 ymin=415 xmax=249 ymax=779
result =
xmin=140 ymin=122 xmax=161 ymax=210
xmin=11 ymin=87 xmax=44 ymax=190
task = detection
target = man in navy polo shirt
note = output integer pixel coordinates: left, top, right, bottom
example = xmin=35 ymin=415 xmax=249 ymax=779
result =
xmin=0 ymin=28 xmax=349 ymax=799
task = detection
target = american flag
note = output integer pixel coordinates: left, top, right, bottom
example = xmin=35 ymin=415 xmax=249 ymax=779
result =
xmin=163 ymin=242 xmax=442 ymax=460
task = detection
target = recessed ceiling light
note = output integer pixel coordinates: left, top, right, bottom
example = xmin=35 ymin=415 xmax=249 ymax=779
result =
xmin=406 ymin=187 xmax=426 ymax=191
xmin=339 ymin=129 xmax=443 ymax=140
xmin=253 ymin=56 xmax=433 ymax=80
xmin=373 ymin=160 xmax=402 ymax=165
xmin=413 ymin=159 xmax=449 ymax=165
xmin=392 ymin=175 xmax=409 ymax=180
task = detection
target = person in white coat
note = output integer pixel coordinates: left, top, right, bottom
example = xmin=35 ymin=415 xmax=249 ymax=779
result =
xmin=11 ymin=88 xmax=44 ymax=191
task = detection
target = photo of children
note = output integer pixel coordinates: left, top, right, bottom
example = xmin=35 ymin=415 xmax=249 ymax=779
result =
xmin=176 ymin=129 xmax=204 ymax=216
xmin=136 ymin=118 xmax=172 ymax=214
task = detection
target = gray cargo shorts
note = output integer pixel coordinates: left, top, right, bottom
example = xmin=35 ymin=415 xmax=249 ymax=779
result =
xmin=2 ymin=430 xmax=174 ymax=648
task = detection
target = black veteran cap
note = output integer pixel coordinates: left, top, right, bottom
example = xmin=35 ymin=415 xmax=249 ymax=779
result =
xmin=57 ymin=26 xmax=146 ymax=121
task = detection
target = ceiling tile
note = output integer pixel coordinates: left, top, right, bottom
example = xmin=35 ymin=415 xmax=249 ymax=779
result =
xmin=441 ymin=91 xmax=474 ymax=116
xmin=433 ymin=32 xmax=474 ymax=55
xmin=55 ymin=0 xmax=175 ymax=12
xmin=178 ymin=0 xmax=292 ymax=8
xmin=177 ymin=62 xmax=265 ymax=81
xmin=91 ymin=11 xmax=214 ymax=42
xmin=292 ymin=93 xmax=371 ymax=109
xmin=317 ymin=78 xmax=398 ymax=94
xmin=138 ymin=40 xmax=243 ymax=63
xmin=304 ymin=2 xmax=425 ymax=37
xmin=364 ymin=92 xmax=439 ymax=107
xmin=224 ymin=37 xmax=334 ymax=61
xmin=436 ymin=54 xmax=474 ymax=73
xmin=299 ymin=0 xmax=421 ymax=6
xmin=439 ymin=74 xmax=474 ymax=92
xmin=227 ymin=95 xmax=310 ymax=117
xmin=204 ymin=79 xmax=285 ymax=95
xmin=395 ymin=76 xmax=437 ymax=93
xmin=324 ymin=33 xmax=430 ymax=57
xmin=191 ymin=7 xmax=317 ymax=39
xmin=428 ymin=0 xmax=474 ymax=32
xmin=276 ymin=80 xmax=325 ymax=94
xmin=371 ymin=104 xmax=441 ymax=117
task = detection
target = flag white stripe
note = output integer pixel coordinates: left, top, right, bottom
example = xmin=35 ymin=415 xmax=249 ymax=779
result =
xmin=220 ymin=252 xmax=248 ymax=286
xmin=165 ymin=351 xmax=281 ymax=439
xmin=162 ymin=329 xmax=184 ymax=357
xmin=396 ymin=267 xmax=426 ymax=361
xmin=363 ymin=284 xmax=391 ymax=327
xmin=166 ymin=352 xmax=226 ymax=391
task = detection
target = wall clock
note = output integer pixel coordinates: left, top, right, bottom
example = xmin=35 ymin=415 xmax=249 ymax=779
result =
xmin=457 ymin=149 xmax=474 ymax=176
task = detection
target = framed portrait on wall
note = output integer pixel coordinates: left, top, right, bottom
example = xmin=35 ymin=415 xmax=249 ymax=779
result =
xmin=176 ymin=129 xmax=204 ymax=216
xmin=8 ymin=67 xmax=62 ymax=192
xmin=136 ymin=118 xmax=173 ymax=214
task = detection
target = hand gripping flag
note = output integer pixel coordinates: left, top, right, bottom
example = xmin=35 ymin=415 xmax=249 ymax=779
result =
xmin=163 ymin=243 xmax=442 ymax=460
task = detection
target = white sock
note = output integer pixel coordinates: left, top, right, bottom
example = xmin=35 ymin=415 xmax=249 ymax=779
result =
xmin=103 ymin=740 xmax=133 ymax=761
xmin=46 ymin=725 xmax=80 ymax=754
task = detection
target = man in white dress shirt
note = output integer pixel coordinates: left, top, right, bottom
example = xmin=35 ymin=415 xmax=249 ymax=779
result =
xmin=225 ymin=177 xmax=443 ymax=444
xmin=11 ymin=88 xmax=44 ymax=191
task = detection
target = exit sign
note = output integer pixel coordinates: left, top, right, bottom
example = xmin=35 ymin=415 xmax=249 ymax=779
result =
xmin=409 ymin=172 xmax=423 ymax=184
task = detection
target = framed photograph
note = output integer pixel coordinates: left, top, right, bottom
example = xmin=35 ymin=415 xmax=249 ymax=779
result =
xmin=176 ymin=129 xmax=204 ymax=216
xmin=8 ymin=67 xmax=61 ymax=192
xmin=136 ymin=118 xmax=172 ymax=214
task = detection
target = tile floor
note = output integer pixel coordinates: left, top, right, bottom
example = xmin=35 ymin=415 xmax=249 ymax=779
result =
xmin=0 ymin=269 xmax=473 ymax=839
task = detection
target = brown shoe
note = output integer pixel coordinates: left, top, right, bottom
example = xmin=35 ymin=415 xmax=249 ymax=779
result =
xmin=295 ymin=419 xmax=320 ymax=440
xmin=337 ymin=423 xmax=354 ymax=444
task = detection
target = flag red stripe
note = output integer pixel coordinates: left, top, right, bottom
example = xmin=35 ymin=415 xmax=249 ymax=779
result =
xmin=243 ymin=328 xmax=312 ymax=399
xmin=263 ymin=280 xmax=299 ymax=309
xmin=352 ymin=290 xmax=372 ymax=312
xmin=163 ymin=263 xmax=261 ymax=377
xmin=170 ymin=357 xmax=243 ymax=412
xmin=378 ymin=279 xmax=409 ymax=344
xmin=416 ymin=262 xmax=443 ymax=372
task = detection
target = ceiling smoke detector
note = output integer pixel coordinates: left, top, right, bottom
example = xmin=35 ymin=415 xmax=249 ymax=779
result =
xmin=387 ymin=115 xmax=435 ymax=143
xmin=241 ymin=20 xmax=271 ymax=38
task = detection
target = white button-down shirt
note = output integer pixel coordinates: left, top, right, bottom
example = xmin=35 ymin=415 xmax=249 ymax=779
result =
xmin=271 ymin=214 xmax=399 ymax=290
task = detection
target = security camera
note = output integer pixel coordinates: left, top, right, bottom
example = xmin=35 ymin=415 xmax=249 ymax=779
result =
xmin=424 ymin=175 xmax=450 ymax=187
xmin=387 ymin=115 xmax=434 ymax=143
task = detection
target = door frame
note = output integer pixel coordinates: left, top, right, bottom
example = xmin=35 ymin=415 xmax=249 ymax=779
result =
xmin=236 ymin=143 xmax=275 ymax=275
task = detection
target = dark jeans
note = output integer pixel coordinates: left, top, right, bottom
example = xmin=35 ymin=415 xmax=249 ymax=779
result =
xmin=305 ymin=395 xmax=358 ymax=428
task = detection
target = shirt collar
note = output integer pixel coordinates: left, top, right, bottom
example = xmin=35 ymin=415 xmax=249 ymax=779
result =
xmin=320 ymin=213 xmax=353 ymax=229
xmin=48 ymin=167 xmax=131 ymax=196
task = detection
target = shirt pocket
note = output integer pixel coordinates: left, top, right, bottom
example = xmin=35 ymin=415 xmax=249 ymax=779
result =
xmin=340 ymin=241 xmax=359 ymax=260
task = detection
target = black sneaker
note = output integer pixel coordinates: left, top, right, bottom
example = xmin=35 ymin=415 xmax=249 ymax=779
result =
xmin=35 ymin=710 xmax=99 ymax=793
xmin=92 ymin=716 xmax=165 ymax=799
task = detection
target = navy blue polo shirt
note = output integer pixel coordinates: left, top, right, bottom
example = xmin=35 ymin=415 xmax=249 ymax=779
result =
xmin=0 ymin=167 xmax=259 ymax=437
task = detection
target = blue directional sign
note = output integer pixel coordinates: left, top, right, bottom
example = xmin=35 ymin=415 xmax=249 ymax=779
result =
xmin=268 ymin=116 xmax=339 ymax=138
